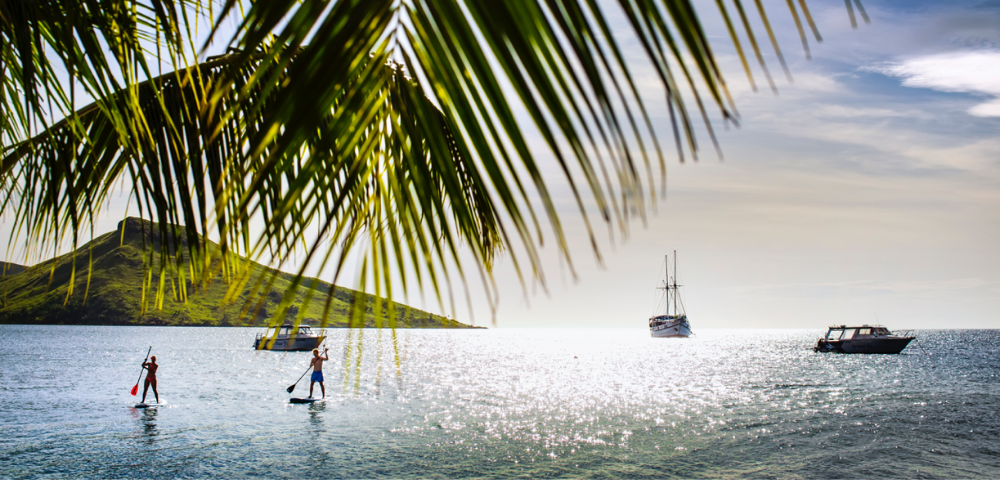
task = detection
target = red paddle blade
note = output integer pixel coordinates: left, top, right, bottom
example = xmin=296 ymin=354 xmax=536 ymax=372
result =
xmin=131 ymin=384 xmax=138 ymax=396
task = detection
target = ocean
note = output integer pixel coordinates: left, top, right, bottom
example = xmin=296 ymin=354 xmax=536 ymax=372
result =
xmin=1 ymin=326 xmax=997 ymax=478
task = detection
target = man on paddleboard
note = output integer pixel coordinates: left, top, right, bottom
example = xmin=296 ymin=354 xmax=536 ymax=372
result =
xmin=309 ymin=348 xmax=329 ymax=398
xmin=141 ymin=356 xmax=159 ymax=404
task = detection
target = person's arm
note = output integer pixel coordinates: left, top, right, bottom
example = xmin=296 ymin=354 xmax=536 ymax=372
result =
xmin=322 ymin=348 xmax=329 ymax=361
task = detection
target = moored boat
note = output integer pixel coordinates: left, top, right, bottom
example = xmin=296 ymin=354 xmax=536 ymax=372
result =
xmin=814 ymin=325 xmax=915 ymax=354
xmin=254 ymin=324 xmax=326 ymax=351
xmin=649 ymin=251 xmax=692 ymax=338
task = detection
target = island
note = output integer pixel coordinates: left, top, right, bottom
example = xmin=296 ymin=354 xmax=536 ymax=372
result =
xmin=0 ymin=217 xmax=480 ymax=329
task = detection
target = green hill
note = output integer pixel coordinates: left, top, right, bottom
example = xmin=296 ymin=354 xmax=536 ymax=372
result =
xmin=0 ymin=217 xmax=478 ymax=328
xmin=1 ymin=262 xmax=25 ymax=275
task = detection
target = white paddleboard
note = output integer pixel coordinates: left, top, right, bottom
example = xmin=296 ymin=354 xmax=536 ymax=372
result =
xmin=289 ymin=397 xmax=325 ymax=404
xmin=134 ymin=402 xmax=162 ymax=408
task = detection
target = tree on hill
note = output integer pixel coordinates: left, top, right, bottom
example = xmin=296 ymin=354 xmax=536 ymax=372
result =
xmin=0 ymin=0 xmax=862 ymax=322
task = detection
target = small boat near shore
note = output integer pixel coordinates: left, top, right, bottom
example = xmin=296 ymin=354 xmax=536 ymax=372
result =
xmin=649 ymin=251 xmax=692 ymax=338
xmin=814 ymin=325 xmax=915 ymax=354
xmin=254 ymin=324 xmax=326 ymax=351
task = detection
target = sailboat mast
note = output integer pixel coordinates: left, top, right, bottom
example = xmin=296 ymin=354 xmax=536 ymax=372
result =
xmin=672 ymin=250 xmax=678 ymax=316
xmin=664 ymin=254 xmax=670 ymax=316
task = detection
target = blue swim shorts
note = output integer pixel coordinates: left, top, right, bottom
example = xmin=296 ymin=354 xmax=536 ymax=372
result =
xmin=310 ymin=371 xmax=324 ymax=382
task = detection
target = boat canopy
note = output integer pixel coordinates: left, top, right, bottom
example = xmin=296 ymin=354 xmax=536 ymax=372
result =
xmin=269 ymin=324 xmax=314 ymax=335
xmin=824 ymin=326 xmax=892 ymax=340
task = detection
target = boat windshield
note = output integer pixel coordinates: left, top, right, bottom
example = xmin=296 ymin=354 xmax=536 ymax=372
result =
xmin=842 ymin=328 xmax=856 ymax=340
xmin=826 ymin=329 xmax=842 ymax=341
xmin=267 ymin=325 xmax=315 ymax=336
xmin=276 ymin=325 xmax=312 ymax=334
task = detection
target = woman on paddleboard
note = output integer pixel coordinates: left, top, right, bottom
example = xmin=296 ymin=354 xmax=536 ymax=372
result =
xmin=141 ymin=356 xmax=159 ymax=404
xmin=309 ymin=348 xmax=329 ymax=398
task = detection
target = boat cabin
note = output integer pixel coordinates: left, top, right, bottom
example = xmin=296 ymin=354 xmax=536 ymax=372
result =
xmin=824 ymin=325 xmax=891 ymax=341
xmin=253 ymin=324 xmax=325 ymax=351
xmin=268 ymin=324 xmax=315 ymax=337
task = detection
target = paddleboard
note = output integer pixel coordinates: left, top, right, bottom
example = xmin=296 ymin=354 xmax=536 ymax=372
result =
xmin=289 ymin=397 xmax=325 ymax=404
xmin=134 ymin=402 xmax=162 ymax=408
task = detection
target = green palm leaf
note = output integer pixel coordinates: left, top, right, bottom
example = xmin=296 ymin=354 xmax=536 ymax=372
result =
xmin=1 ymin=0 xmax=858 ymax=324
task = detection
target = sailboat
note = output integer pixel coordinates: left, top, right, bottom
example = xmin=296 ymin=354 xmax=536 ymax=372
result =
xmin=649 ymin=251 xmax=692 ymax=338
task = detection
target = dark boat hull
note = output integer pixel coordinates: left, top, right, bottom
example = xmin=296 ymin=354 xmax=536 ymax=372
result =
xmin=253 ymin=336 xmax=325 ymax=351
xmin=815 ymin=337 xmax=914 ymax=354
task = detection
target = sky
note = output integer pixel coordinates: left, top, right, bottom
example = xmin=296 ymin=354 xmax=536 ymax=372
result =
xmin=3 ymin=0 xmax=998 ymax=330
xmin=463 ymin=0 xmax=1000 ymax=329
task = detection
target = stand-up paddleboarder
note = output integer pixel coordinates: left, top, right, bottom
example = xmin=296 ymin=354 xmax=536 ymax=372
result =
xmin=141 ymin=356 xmax=159 ymax=404
xmin=309 ymin=348 xmax=329 ymax=398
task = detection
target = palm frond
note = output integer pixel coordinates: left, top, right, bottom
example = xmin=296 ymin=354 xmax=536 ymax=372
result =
xmin=1 ymin=0 xmax=862 ymax=324
xmin=0 ymin=0 xmax=210 ymax=286
xmin=3 ymin=46 xmax=507 ymax=321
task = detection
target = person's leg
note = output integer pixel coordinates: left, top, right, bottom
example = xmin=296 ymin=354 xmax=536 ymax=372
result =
xmin=151 ymin=379 xmax=159 ymax=403
xmin=141 ymin=379 xmax=150 ymax=403
xmin=320 ymin=381 xmax=325 ymax=398
xmin=309 ymin=381 xmax=315 ymax=397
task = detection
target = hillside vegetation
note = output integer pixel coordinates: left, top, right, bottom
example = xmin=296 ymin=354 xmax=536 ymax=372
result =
xmin=0 ymin=218 xmax=477 ymax=328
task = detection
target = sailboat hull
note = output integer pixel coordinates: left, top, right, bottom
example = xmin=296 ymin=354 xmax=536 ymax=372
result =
xmin=649 ymin=316 xmax=691 ymax=338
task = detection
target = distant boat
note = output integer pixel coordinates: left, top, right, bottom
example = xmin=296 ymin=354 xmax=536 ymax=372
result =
xmin=814 ymin=325 xmax=915 ymax=354
xmin=254 ymin=324 xmax=326 ymax=351
xmin=649 ymin=251 xmax=692 ymax=338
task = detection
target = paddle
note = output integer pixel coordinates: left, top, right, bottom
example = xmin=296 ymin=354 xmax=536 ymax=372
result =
xmin=131 ymin=346 xmax=152 ymax=396
xmin=286 ymin=365 xmax=312 ymax=394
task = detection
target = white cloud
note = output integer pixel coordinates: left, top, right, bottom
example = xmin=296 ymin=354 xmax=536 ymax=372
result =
xmin=865 ymin=50 xmax=1000 ymax=117
xmin=727 ymin=278 xmax=999 ymax=297
xmin=968 ymin=98 xmax=1000 ymax=117
xmin=813 ymin=104 xmax=928 ymax=119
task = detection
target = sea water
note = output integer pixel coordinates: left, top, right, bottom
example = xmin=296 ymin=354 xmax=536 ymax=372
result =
xmin=0 ymin=326 xmax=998 ymax=478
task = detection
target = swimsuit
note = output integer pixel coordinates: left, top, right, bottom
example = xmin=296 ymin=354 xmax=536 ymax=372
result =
xmin=311 ymin=371 xmax=324 ymax=382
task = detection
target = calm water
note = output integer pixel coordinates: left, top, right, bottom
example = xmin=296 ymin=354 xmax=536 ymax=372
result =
xmin=1 ymin=326 xmax=998 ymax=478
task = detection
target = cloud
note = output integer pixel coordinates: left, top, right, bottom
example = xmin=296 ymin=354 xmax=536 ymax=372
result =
xmin=727 ymin=278 xmax=999 ymax=297
xmin=813 ymin=104 xmax=930 ymax=119
xmin=968 ymin=98 xmax=1000 ymax=116
xmin=865 ymin=50 xmax=1000 ymax=117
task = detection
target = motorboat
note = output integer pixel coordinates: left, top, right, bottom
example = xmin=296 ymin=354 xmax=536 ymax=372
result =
xmin=649 ymin=251 xmax=692 ymax=338
xmin=253 ymin=324 xmax=326 ymax=351
xmin=814 ymin=325 xmax=915 ymax=354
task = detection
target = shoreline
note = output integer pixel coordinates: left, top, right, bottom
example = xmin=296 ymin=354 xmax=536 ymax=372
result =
xmin=0 ymin=322 xmax=486 ymax=329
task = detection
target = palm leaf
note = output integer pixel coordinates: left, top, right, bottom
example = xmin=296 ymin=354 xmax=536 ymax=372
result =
xmin=3 ymin=45 xmax=507 ymax=322
xmin=1 ymin=0 xmax=862 ymax=325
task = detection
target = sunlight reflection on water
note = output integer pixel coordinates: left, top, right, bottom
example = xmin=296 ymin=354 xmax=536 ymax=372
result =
xmin=394 ymin=330 xmax=809 ymax=450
